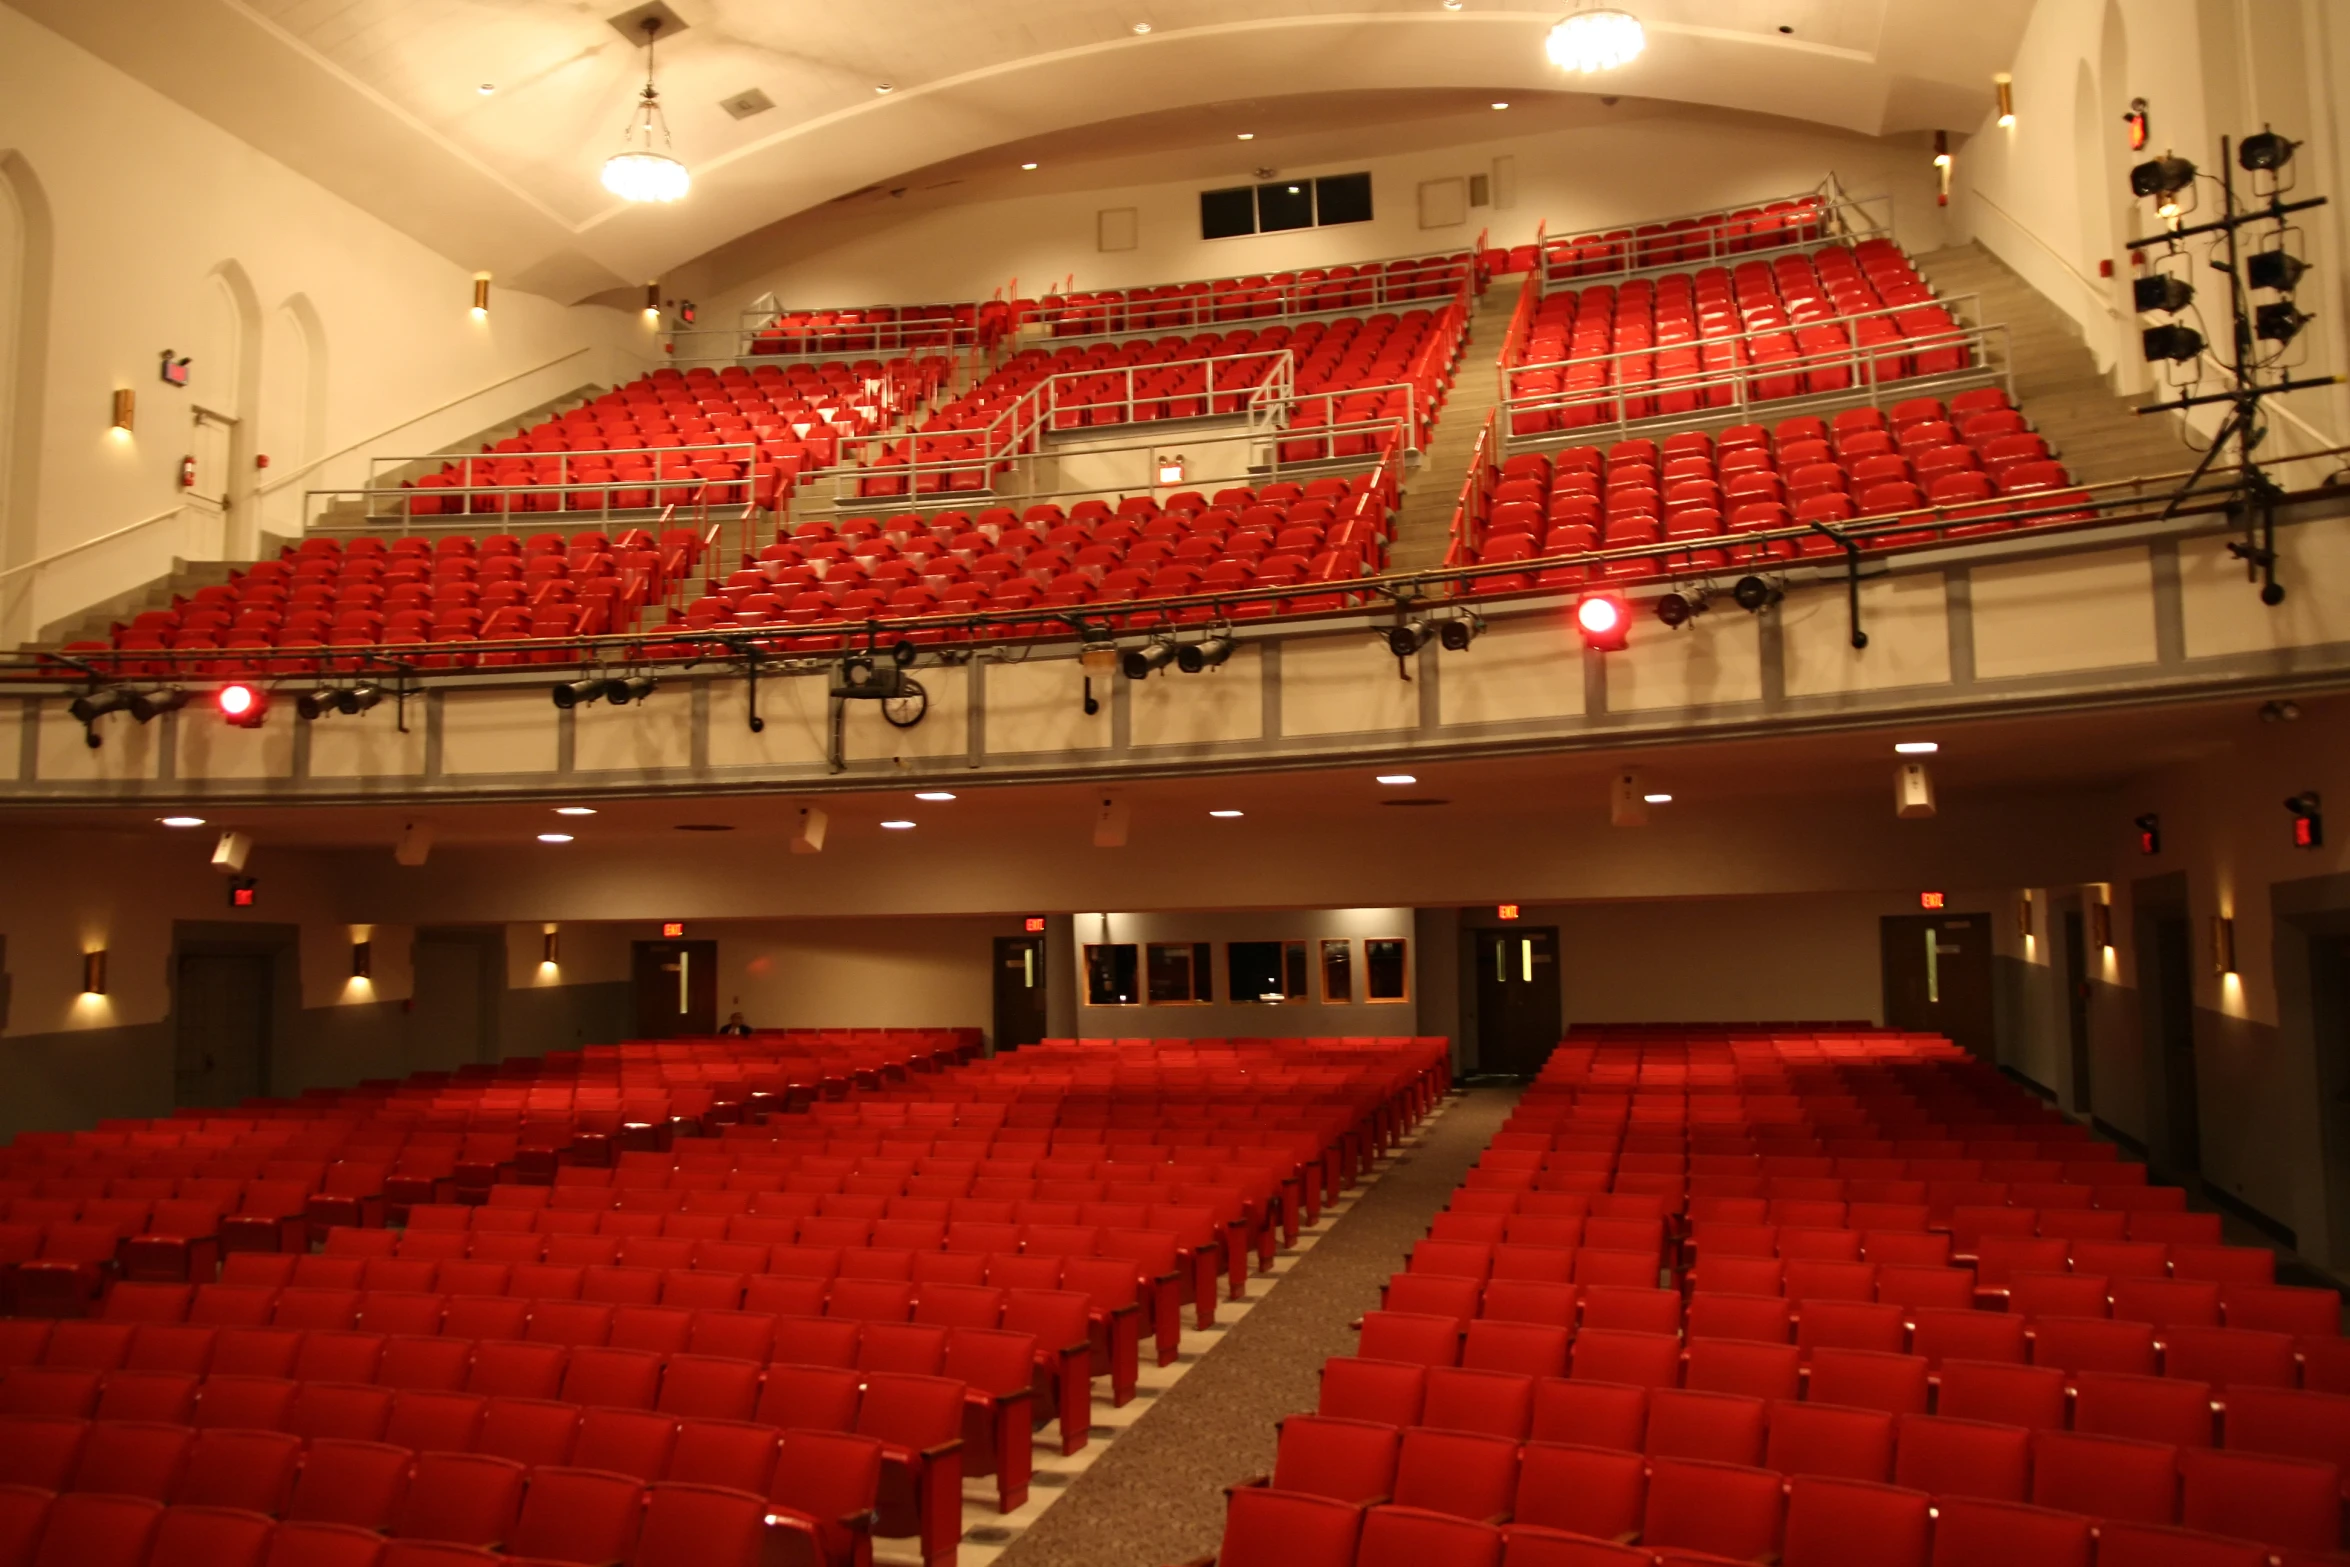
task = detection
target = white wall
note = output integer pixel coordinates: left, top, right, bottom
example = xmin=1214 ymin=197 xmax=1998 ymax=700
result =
xmin=1069 ymin=907 xmax=1420 ymax=1040
xmin=693 ymin=108 xmax=1946 ymax=320
xmin=0 ymin=7 xmax=654 ymax=641
xmin=1951 ymin=0 xmax=2350 ymax=476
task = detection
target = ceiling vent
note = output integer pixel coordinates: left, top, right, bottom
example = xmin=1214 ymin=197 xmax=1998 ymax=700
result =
xmin=719 ymin=88 xmax=774 ymax=120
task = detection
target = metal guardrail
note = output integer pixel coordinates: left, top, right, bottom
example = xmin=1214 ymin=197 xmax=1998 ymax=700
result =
xmin=1531 ymin=190 xmax=1889 ymax=297
xmin=303 ymin=441 xmax=771 ymax=535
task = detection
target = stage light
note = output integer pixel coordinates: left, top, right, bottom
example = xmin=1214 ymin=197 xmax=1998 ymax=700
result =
xmin=605 ymin=674 xmax=659 ymax=705
xmin=2130 ymin=155 xmax=2196 ymax=201
xmin=218 ymin=683 xmax=267 ymax=728
xmin=552 ymin=677 xmax=609 ymax=710
xmin=2133 ymin=275 xmax=2193 ymax=313
xmin=2239 ymin=130 xmax=2296 ymax=173
xmin=298 ymin=684 xmax=380 ymax=721
xmin=1384 ymin=620 xmax=1436 ymax=658
xmin=297 ymin=689 xmax=332 ymax=721
xmin=1438 ymin=616 xmax=1481 ymax=651
xmin=1732 ymin=575 xmax=1781 ymax=612
xmin=1654 ymin=590 xmax=1703 ymax=628
xmin=1120 ymin=641 xmax=1176 ymax=679
xmin=1574 ymin=592 xmax=1629 ymax=651
xmin=2142 ymin=323 xmax=2205 ymax=362
xmin=130 ymin=688 xmax=188 ymax=723
xmin=2248 ymin=250 xmax=2307 ymax=293
xmin=2256 ymin=301 xmax=2310 ymax=345
xmin=1177 ymin=635 xmax=1235 ymax=673
xmin=68 ymin=688 xmax=134 ymax=725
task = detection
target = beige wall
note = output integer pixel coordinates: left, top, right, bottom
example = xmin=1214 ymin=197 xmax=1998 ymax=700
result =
xmin=0 ymin=7 xmax=649 ymax=640
xmin=1069 ymin=907 xmax=1420 ymax=1040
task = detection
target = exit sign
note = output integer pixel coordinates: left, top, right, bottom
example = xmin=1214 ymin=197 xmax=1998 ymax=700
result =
xmin=1496 ymin=904 xmax=1521 ymax=921
xmin=1919 ymin=891 xmax=1946 ymax=910
xmin=1024 ymin=917 xmax=1046 ymax=933
xmin=661 ymin=922 xmax=685 ymax=938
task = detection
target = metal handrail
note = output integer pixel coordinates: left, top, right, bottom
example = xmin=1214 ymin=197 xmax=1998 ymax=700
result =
xmin=1532 ymin=191 xmax=1886 ymax=296
xmin=0 ymin=506 xmax=190 ymax=585
xmin=303 ymin=440 xmax=773 ymax=534
xmin=1445 ymin=417 xmax=1497 ymax=569
xmin=20 ymin=447 xmax=2344 ymax=686
xmin=1030 ymin=263 xmax=1476 ymax=342
xmin=1494 ymin=319 xmax=2014 ymax=454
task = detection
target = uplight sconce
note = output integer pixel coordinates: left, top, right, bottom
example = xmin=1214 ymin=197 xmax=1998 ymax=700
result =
xmin=111 ymin=389 xmax=136 ymax=434
xmin=471 ymin=274 xmax=492 ymax=317
xmin=1933 ymin=130 xmax=1953 ymax=206
xmin=542 ymin=927 xmax=561 ymax=966
xmin=1994 ymin=74 xmax=2015 ymax=128
xmin=2211 ymin=915 xmax=2236 ymax=976
xmin=2091 ymin=901 xmax=2113 ymax=950
xmin=351 ymin=940 xmax=373 ymax=979
xmin=644 ymin=281 xmax=662 ymax=320
xmin=2017 ymin=891 xmax=2034 ymax=941
xmin=82 ymin=950 xmax=107 ymax=995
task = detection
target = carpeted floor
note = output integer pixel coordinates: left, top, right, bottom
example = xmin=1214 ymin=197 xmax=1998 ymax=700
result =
xmin=992 ymin=1084 xmax=1521 ymax=1567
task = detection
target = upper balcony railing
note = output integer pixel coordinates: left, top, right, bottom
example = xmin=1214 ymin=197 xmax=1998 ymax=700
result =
xmin=1529 ymin=188 xmax=1888 ymax=297
xmin=1022 ymin=241 xmax=1484 ymax=345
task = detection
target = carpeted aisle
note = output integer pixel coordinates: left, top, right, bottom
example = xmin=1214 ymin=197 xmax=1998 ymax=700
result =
xmin=992 ymin=1084 xmax=1521 ymax=1567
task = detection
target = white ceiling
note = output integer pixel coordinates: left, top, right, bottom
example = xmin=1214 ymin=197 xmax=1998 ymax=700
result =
xmin=12 ymin=0 xmax=2032 ymax=301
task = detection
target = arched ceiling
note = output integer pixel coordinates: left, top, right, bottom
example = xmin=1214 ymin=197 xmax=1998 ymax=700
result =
xmin=11 ymin=0 xmax=2032 ymax=301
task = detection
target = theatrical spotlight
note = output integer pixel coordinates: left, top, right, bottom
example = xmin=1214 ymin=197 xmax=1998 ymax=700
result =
xmin=2142 ymin=323 xmax=2205 ymax=363
xmin=2248 ymin=250 xmax=2307 ymax=293
xmin=68 ymin=688 xmax=135 ymax=725
xmin=297 ymin=684 xmax=384 ymax=721
xmin=2130 ymin=154 xmax=2196 ymax=211
xmin=1120 ymin=641 xmax=1176 ymax=679
xmin=1574 ymin=592 xmax=1630 ymax=651
xmin=1438 ymin=615 xmax=1483 ymax=652
xmin=1176 ymin=634 xmax=1235 ymax=673
xmin=1655 ymin=590 xmax=1707 ymax=629
xmin=604 ymin=674 xmax=658 ymax=705
xmin=1732 ymin=575 xmax=1783 ymax=613
xmin=2239 ymin=130 xmax=2297 ymax=173
xmin=551 ymin=677 xmax=609 ymax=710
xmin=217 ymin=683 xmax=268 ymax=729
xmin=2133 ymin=275 xmax=2194 ymax=313
xmin=129 ymin=688 xmax=188 ymax=724
xmin=1384 ymin=620 xmax=1436 ymax=658
xmin=2256 ymin=301 xmax=2311 ymax=345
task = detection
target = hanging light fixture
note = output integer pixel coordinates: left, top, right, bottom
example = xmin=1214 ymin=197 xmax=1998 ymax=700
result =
xmin=602 ymin=17 xmax=690 ymax=203
xmin=1546 ymin=5 xmax=1645 ymax=73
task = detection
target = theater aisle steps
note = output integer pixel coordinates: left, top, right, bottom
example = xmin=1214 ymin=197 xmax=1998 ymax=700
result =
xmin=1908 ymin=242 xmax=2190 ymax=486
xmin=987 ymin=1086 xmax=1517 ymax=1567
xmin=1385 ymin=279 xmax=1528 ymax=573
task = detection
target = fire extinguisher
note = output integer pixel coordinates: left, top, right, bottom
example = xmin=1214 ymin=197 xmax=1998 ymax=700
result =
xmin=178 ymin=455 xmax=197 ymax=490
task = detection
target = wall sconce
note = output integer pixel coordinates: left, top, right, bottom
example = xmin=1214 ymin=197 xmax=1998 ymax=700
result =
xmin=644 ymin=281 xmax=661 ymax=319
xmin=471 ymin=274 xmax=491 ymax=317
xmin=111 ymin=389 xmax=136 ymax=434
xmin=2091 ymin=902 xmax=2113 ymax=950
xmin=351 ymin=940 xmax=372 ymax=979
xmin=2017 ymin=892 xmax=2034 ymax=941
xmin=1933 ymin=130 xmax=1953 ymax=206
xmin=542 ymin=928 xmax=560 ymax=966
xmin=2211 ymin=915 xmax=2236 ymax=976
xmin=1994 ymin=73 xmax=2015 ymax=128
xmin=82 ymin=950 xmax=107 ymax=995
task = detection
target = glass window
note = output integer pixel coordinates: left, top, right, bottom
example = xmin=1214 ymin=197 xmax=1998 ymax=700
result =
xmin=1201 ymin=186 xmax=1255 ymax=240
xmin=1365 ymin=938 xmax=1409 ymax=1002
xmin=1229 ymin=940 xmax=1309 ymax=1003
xmin=1321 ymin=939 xmax=1353 ymax=1004
xmin=1256 ymin=180 xmax=1313 ymax=233
xmin=1147 ymin=942 xmax=1216 ymax=1004
xmin=1084 ymin=944 xmax=1139 ymax=1006
xmin=1315 ymin=172 xmax=1374 ymax=226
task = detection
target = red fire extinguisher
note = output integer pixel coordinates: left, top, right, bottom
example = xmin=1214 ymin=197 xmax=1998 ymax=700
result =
xmin=179 ymin=455 xmax=197 ymax=489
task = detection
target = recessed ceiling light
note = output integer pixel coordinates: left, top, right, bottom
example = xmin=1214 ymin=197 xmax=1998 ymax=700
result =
xmin=477 ymin=83 xmax=496 ymax=95
xmin=1894 ymin=742 xmax=1940 ymax=755
xmin=159 ymin=816 xmax=206 ymax=828
xmin=1209 ymin=809 xmax=1244 ymax=818
xmin=1377 ymin=774 xmax=1418 ymax=785
xmin=1492 ymin=102 xmax=1510 ymax=110
xmin=1643 ymin=793 xmax=1674 ymax=804
xmin=881 ymin=820 xmax=917 ymax=830
xmin=914 ymin=792 xmax=957 ymax=802
xmin=1132 ymin=21 xmax=1152 ymax=33
xmin=1021 ymin=162 xmax=1038 ymax=170
xmin=554 ymin=806 xmax=597 ymax=816
xmin=537 ymin=833 xmax=574 ymax=844
xmin=1236 ymin=132 xmax=1254 ymax=141
xmin=874 ymin=83 xmax=894 ymax=94
xmin=1442 ymin=0 xmax=1463 ymax=9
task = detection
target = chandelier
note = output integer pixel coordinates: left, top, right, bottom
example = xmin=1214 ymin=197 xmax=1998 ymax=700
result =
xmin=1545 ymin=6 xmax=1646 ymax=73
xmin=602 ymin=17 xmax=690 ymax=203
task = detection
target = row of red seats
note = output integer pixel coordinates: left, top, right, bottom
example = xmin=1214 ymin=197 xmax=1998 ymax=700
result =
xmin=0 ymin=1473 xmax=789 ymax=1567
xmin=1034 ymin=255 xmax=1474 ymax=337
xmin=747 ymin=301 xmax=997 ymax=355
xmin=1528 ymin=196 xmax=1834 ymax=278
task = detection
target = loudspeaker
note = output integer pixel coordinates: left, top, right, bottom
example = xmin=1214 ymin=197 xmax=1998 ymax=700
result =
xmin=393 ymin=822 xmax=434 ymax=867
xmin=1093 ymin=796 xmax=1130 ymax=849
xmin=1610 ymin=771 xmax=1649 ymax=828
xmin=1895 ymin=762 xmax=1937 ymax=819
xmin=791 ymin=807 xmax=828 ymax=856
xmin=210 ymin=831 xmax=253 ymax=875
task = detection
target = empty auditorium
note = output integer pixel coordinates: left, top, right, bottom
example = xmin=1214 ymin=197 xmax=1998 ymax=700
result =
xmin=0 ymin=3 xmax=2345 ymax=1566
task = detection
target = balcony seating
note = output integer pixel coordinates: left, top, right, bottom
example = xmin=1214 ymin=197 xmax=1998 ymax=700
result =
xmin=1033 ymin=253 xmax=1474 ymax=338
